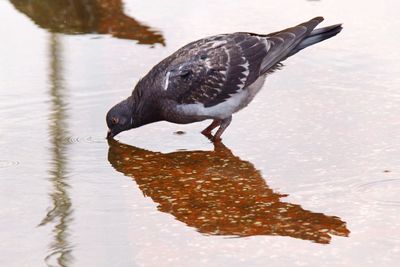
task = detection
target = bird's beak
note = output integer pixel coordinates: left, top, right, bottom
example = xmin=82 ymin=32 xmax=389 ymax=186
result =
xmin=107 ymin=129 xmax=113 ymax=139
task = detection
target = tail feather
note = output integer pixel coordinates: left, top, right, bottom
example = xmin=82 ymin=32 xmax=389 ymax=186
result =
xmin=259 ymin=17 xmax=342 ymax=75
xmin=287 ymin=23 xmax=343 ymax=57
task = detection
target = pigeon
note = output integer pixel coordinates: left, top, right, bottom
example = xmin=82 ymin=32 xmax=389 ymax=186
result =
xmin=106 ymin=17 xmax=342 ymax=141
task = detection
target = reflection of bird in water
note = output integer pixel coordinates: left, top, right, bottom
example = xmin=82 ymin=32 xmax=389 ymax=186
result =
xmin=108 ymin=140 xmax=350 ymax=244
xmin=10 ymin=0 xmax=165 ymax=45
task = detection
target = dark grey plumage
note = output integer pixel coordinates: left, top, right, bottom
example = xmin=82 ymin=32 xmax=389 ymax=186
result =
xmin=106 ymin=17 xmax=342 ymax=141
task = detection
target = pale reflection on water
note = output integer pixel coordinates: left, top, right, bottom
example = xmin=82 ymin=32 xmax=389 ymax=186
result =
xmin=1 ymin=0 xmax=400 ymax=266
xmin=37 ymin=34 xmax=73 ymax=267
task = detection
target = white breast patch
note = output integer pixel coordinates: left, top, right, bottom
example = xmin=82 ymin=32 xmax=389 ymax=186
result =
xmin=177 ymin=75 xmax=267 ymax=119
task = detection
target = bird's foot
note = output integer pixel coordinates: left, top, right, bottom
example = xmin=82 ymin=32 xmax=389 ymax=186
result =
xmin=211 ymin=116 xmax=232 ymax=142
xmin=211 ymin=135 xmax=222 ymax=143
xmin=201 ymin=116 xmax=231 ymax=143
xmin=201 ymin=120 xmax=221 ymax=137
xmin=201 ymin=130 xmax=219 ymax=142
xmin=201 ymin=128 xmax=213 ymax=137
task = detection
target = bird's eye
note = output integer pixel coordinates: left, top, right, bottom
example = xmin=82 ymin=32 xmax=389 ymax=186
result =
xmin=111 ymin=117 xmax=119 ymax=125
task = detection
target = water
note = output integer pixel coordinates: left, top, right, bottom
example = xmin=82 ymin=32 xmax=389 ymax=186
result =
xmin=1 ymin=0 xmax=400 ymax=266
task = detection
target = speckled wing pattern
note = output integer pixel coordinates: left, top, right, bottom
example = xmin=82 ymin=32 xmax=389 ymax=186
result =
xmin=163 ymin=33 xmax=269 ymax=107
xmin=164 ymin=17 xmax=324 ymax=108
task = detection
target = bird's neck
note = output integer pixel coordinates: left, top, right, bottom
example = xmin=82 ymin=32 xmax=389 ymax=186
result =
xmin=130 ymin=87 xmax=162 ymax=128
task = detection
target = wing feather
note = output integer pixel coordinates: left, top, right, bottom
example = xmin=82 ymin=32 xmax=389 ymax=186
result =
xmin=162 ymin=17 xmax=324 ymax=107
xmin=164 ymin=33 xmax=269 ymax=107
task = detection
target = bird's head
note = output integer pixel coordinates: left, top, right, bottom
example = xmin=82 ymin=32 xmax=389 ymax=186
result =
xmin=106 ymin=98 xmax=134 ymax=139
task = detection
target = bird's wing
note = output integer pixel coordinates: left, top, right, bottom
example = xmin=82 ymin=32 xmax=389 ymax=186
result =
xmin=163 ymin=17 xmax=323 ymax=107
xmin=163 ymin=33 xmax=270 ymax=107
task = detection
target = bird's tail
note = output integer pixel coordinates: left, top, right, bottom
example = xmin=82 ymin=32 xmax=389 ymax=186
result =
xmin=287 ymin=23 xmax=343 ymax=57
xmin=260 ymin=17 xmax=342 ymax=74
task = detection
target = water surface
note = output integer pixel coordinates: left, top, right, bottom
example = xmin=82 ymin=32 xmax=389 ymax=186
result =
xmin=1 ymin=0 xmax=400 ymax=266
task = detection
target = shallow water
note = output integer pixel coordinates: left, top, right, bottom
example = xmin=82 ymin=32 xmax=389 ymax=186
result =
xmin=1 ymin=0 xmax=400 ymax=266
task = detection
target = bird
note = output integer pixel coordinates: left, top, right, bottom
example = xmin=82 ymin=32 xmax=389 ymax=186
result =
xmin=106 ymin=17 xmax=342 ymax=142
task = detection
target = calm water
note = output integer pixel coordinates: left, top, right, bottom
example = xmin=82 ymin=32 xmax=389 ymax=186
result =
xmin=1 ymin=0 xmax=400 ymax=266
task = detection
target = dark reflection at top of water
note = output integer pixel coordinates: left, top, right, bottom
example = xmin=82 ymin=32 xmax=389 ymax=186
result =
xmin=108 ymin=140 xmax=350 ymax=244
xmin=9 ymin=0 xmax=165 ymax=45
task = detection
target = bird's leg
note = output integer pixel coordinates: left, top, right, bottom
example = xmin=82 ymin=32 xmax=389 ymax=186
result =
xmin=212 ymin=116 xmax=232 ymax=142
xmin=201 ymin=119 xmax=221 ymax=138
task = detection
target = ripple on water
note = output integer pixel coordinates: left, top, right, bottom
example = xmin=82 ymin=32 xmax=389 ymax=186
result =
xmin=64 ymin=136 xmax=106 ymax=144
xmin=354 ymin=179 xmax=400 ymax=206
xmin=0 ymin=160 xmax=19 ymax=168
